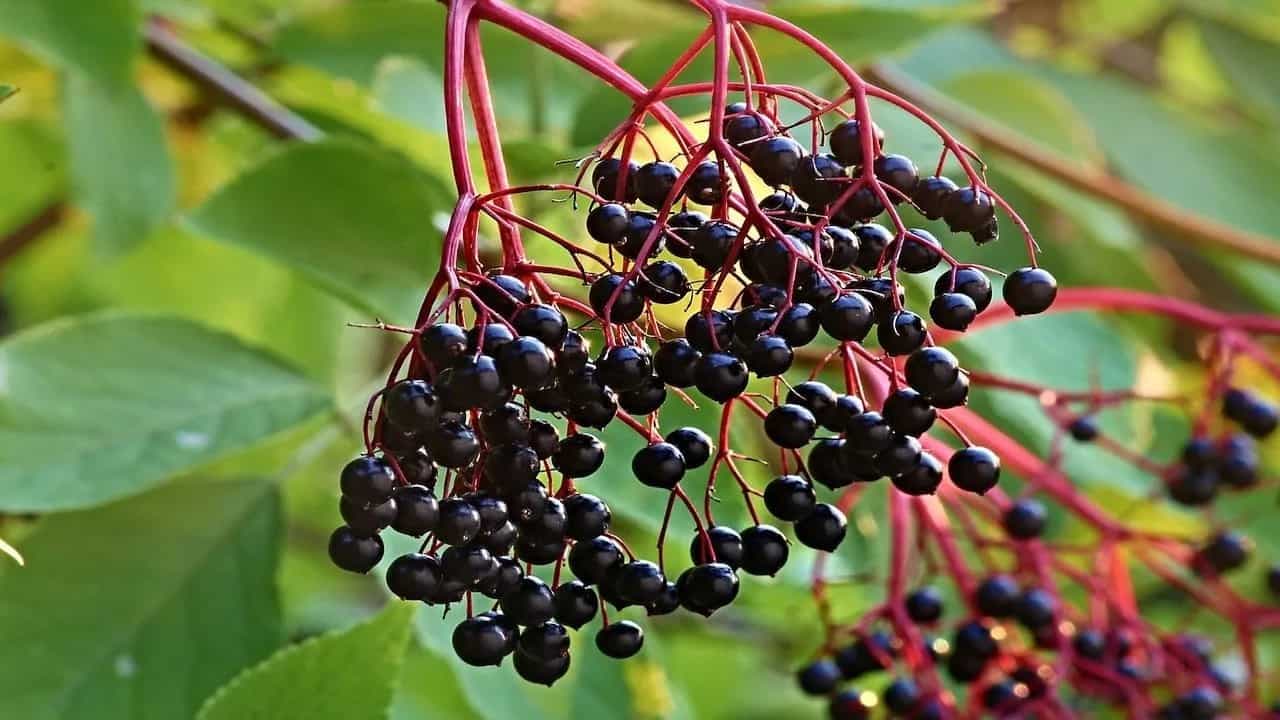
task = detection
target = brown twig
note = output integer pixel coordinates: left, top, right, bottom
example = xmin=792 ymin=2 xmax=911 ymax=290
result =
xmin=0 ymin=202 xmax=65 ymax=267
xmin=866 ymin=62 xmax=1280 ymax=266
xmin=143 ymin=19 xmax=322 ymax=142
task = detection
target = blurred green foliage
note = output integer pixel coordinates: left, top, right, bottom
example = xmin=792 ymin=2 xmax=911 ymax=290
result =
xmin=0 ymin=0 xmax=1278 ymax=718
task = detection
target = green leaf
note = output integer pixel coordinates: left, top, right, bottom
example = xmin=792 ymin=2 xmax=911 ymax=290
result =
xmin=198 ymin=603 xmax=414 ymax=720
xmin=64 ymin=75 xmax=176 ymax=255
xmin=390 ymin=644 xmax=484 ymax=720
xmin=1196 ymin=17 xmax=1280 ymax=122
xmin=0 ymin=312 xmax=331 ymax=512
xmin=186 ymin=138 xmax=448 ymax=321
xmin=0 ymin=0 xmax=138 ymax=85
xmin=0 ymin=478 xmax=282 ymax=720
xmin=0 ymin=119 xmax=65 ymax=234
xmin=0 ymin=84 xmax=14 ymax=102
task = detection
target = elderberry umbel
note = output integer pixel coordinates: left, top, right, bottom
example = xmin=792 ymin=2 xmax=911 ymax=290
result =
xmin=317 ymin=0 xmax=1280 ymax=709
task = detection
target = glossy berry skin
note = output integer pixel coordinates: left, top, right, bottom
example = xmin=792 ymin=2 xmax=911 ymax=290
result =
xmin=518 ymin=622 xmax=569 ymax=663
xmin=873 ymin=154 xmax=919 ymax=200
xmin=514 ymin=648 xmax=570 ymax=687
xmin=466 ymin=324 xmax=514 ymax=357
xmin=1003 ymin=267 xmax=1058 ymax=316
xmin=420 ymin=323 xmax=469 ymax=368
xmin=665 ymin=427 xmax=713 ymax=469
xmin=913 ymin=175 xmax=958 ymax=219
xmin=1014 ymin=587 xmax=1057 ymax=629
xmin=567 ymin=536 xmax=624 ymax=585
xmin=596 ymin=621 xmax=644 ymax=659
xmin=791 ymin=153 xmax=846 ymax=207
xmin=390 ymin=484 xmax=438 ymax=536
xmin=441 ymin=545 xmax=496 ymax=587
xmin=797 ymin=659 xmax=842 ymax=695
xmin=340 ymin=456 xmax=396 ymax=505
xmin=929 ymin=292 xmax=978 ymax=331
xmin=829 ymin=119 xmax=884 ymax=167
xmin=685 ymin=161 xmax=725 ymax=205
xmin=695 ymin=352 xmax=749 ymax=402
xmin=677 ymin=562 xmax=740 ymax=616
xmin=614 ymin=560 xmax=667 ymax=606
xmin=881 ymin=388 xmax=936 ymax=437
xmin=512 ymin=304 xmax=568 ymax=348
xmin=930 ymin=373 xmax=970 ymax=409
xmin=794 ymin=503 xmax=847 ymax=551
xmin=1068 ymin=416 xmax=1099 ymax=442
xmin=476 ymin=274 xmax=529 ymax=315
xmin=875 ymin=433 xmax=923 ymax=477
xmin=618 ymin=211 xmax=663 ymax=259
xmin=690 ymin=221 xmax=738 ymax=270
xmin=891 ymin=453 xmax=943 ymax=495
xmin=750 ymin=136 xmax=805 ymax=187
xmin=877 ymin=311 xmax=927 ymax=356
xmin=829 ymin=690 xmax=874 ymax=720
xmin=851 ymin=225 xmax=893 ymax=273
xmin=846 ymin=411 xmax=894 ymax=454
xmin=685 ymin=310 xmax=735 ymax=353
xmin=935 ymin=266 xmax=993 ymax=312
xmin=428 ymin=421 xmax=481 ymax=468
xmin=553 ymin=433 xmax=605 ymax=478
xmin=654 ymin=339 xmax=700 ymax=388
xmin=340 ymin=495 xmax=397 ymax=535
xmin=1168 ymin=467 xmax=1219 ymax=506
xmin=666 ymin=210 xmax=706 ymax=257
xmin=386 ymin=552 xmax=442 ymax=600
xmin=942 ymin=186 xmax=996 ymax=233
xmin=764 ymin=404 xmax=818 ymax=449
xmin=897 ymin=230 xmax=942 ymax=273
xmin=396 ymin=449 xmax=438 ymax=487
xmin=746 ymin=334 xmax=794 ymax=378
xmin=586 ymin=202 xmax=629 ymax=244
xmin=632 ymin=442 xmax=686 ymax=489
xmin=589 ymin=274 xmax=644 ymax=324
xmin=690 ymin=526 xmax=744 ymax=568
xmin=724 ymin=108 xmax=772 ymax=148
xmin=477 ymin=556 xmax=524 ymax=600
xmin=597 ymin=345 xmax=652 ymax=392
xmin=1003 ymin=499 xmax=1048 ymax=540
xmin=328 ymin=526 xmax=384 ymax=573
xmin=647 ymin=582 xmax=681 ymax=616
xmin=452 ymin=616 xmax=512 ymax=667
xmin=435 ymin=498 xmax=482 ymax=546
xmin=740 ymin=524 xmax=789 ymax=576
xmin=640 ymin=260 xmax=690 ymax=305
xmin=553 ymin=580 xmax=599 ymax=629
xmin=779 ymin=303 xmax=821 ymax=347
xmin=809 ymin=439 xmax=855 ymax=490
xmin=500 ymin=576 xmax=556 ymax=626
xmin=882 ymin=677 xmax=922 ymax=715
xmin=974 ymin=574 xmax=1019 ymax=618
xmin=633 ymin=161 xmax=680 ymax=208
xmin=786 ymin=381 xmax=838 ymax=424
xmin=383 ymin=379 xmax=441 ymax=431
xmin=1223 ymin=388 xmax=1279 ymax=438
xmin=1269 ymin=564 xmax=1280 ymax=596
xmin=592 ymin=157 xmax=638 ymax=203
xmin=435 ymin=356 xmax=508 ymax=412
xmin=480 ymin=403 xmax=530 ymax=445
xmin=764 ymin=475 xmax=817 ymax=521
xmin=820 ymin=293 xmax=876 ymax=342
xmin=948 ymin=446 xmax=1001 ymax=495
xmin=1198 ymin=530 xmax=1251 ymax=574
xmin=905 ymin=347 xmax=961 ymax=397
xmin=563 ymin=493 xmax=611 ymax=540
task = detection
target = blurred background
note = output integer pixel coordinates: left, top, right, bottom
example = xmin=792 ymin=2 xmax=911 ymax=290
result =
xmin=0 ymin=0 xmax=1278 ymax=718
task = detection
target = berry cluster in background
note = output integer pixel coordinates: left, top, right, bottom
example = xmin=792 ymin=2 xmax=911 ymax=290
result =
xmin=325 ymin=0 xmax=1280 ymax=716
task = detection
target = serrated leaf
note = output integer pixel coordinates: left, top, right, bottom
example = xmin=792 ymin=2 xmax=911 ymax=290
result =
xmin=0 ymin=479 xmax=282 ymax=720
xmin=0 ymin=312 xmax=331 ymax=512
xmin=186 ymin=138 xmax=448 ymax=321
xmin=197 ymin=603 xmax=414 ymax=720
xmin=64 ymin=75 xmax=175 ymax=255
xmin=0 ymin=0 xmax=138 ymax=85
